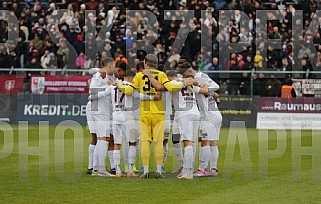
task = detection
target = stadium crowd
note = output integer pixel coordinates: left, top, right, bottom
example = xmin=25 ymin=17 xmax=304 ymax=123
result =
xmin=0 ymin=0 xmax=320 ymax=96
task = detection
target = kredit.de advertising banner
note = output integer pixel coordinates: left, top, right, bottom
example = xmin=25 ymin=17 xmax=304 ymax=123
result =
xmin=16 ymin=94 xmax=88 ymax=125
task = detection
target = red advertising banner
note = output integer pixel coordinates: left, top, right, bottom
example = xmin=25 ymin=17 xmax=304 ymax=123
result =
xmin=30 ymin=75 xmax=91 ymax=94
xmin=292 ymin=79 xmax=321 ymax=98
xmin=0 ymin=75 xmax=24 ymax=94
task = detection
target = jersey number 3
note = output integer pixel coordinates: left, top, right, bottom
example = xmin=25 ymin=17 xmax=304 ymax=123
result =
xmin=143 ymin=75 xmax=158 ymax=91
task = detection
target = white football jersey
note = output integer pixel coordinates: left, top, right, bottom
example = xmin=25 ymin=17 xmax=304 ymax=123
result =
xmin=171 ymin=80 xmax=200 ymax=118
xmin=108 ymin=84 xmax=127 ymax=124
xmin=194 ymin=72 xmax=220 ymax=117
xmin=89 ymin=72 xmax=111 ymax=116
xmin=194 ymin=72 xmax=220 ymax=90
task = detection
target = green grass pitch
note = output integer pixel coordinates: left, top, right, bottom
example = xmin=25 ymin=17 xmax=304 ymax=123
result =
xmin=1 ymin=125 xmax=321 ymax=203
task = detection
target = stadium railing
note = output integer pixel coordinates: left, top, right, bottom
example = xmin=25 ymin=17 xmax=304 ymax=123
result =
xmin=1 ymin=67 xmax=321 ymax=96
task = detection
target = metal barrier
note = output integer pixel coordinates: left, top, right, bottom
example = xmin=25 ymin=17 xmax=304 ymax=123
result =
xmin=1 ymin=67 xmax=321 ymax=96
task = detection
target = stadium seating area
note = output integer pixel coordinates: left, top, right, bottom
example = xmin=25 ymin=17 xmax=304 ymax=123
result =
xmin=0 ymin=0 xmax=320 ymax=95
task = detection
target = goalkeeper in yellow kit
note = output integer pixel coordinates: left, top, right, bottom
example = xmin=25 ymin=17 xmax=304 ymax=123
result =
xmin=116 ymin=54 xmax=190 ymax=178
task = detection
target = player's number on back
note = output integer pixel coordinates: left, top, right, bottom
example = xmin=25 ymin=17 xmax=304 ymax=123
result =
xmin=142 ymin=75 xmax=158 ymax=91
xmin=114 ymin=87 xmax=125 ymax=103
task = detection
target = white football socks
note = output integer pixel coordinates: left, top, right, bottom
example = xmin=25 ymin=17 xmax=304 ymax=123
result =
xmin=143 ymin=166 xmax=149 ymax=174
xmin=98 ymin=140 xmax=109 ymax=173
xmin=88 ymin=144 xmax=95 ymax=169
xmin=93 ymin=141 xmax=100 ymax=171
xmin=128 ymin=146 xmax=137 ymax=173
xmin=210 ymin=146 xmax=219 ymax=170
xmin=174 ymin=143 xmax=184 ymax=167
xmin=113 ymin=150 xmax=121 ymax=174
xmin=156 ymin=165 xmax=162 ymax=173
xmin=184 ymin=146 xmax=193 ymax=173
xmin=162 ymin=143 xmax=168 ymax=167
xmin=108 ymin=150 xmax=115 ymax=169
xmin=192 ymin=141 xmax=196 ymax=170
xmin=199 ymin=145 xmax=210 ymax=171
xmin=123 ymin=141 xmax=129 ymax=167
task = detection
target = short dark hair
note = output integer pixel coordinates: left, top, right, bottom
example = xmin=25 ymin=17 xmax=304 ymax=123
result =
xmin=101 ymin=57 xmax=114 ymax=67
xmin=177 ymin=62 xmax=192 ymax=75
xmin=166 ymin=70 xmax=178 ymax=78
xmin=136 ymin=61 xmax=144 ymax=72
xmin=178 ymin=56 xmax=191 ymax=65
xmin=118 ymin=62 xmax=127 ymax=72
xmin=183 ymin=75 xmax=194 ymax=79
xmin=125 ymin=70 xmax=136 ymax=78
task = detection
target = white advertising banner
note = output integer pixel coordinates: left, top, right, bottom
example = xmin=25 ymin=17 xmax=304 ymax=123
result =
xmin=257 ymin=97 xmax=321 ymax=130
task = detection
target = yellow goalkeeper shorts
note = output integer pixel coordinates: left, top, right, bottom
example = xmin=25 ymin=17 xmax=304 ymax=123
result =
xmin=139 ymin=113 xmax=165 ymax=143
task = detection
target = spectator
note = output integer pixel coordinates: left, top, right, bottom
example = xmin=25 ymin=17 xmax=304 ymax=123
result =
xmin=297 ymin=44 xmax=313 ymax=60
xmin=26 ymin=58 xmax=41 ymax=78
xmin=269 ymin=27 xmax=282 ymax=39
xmin=0 ymin=44 xmax=10 ymax=69
xmin=31 ymin=34 xmax=44 ymax=50
xmin=59 ymin=0 xmax=69 ymax=10
xmin=40 ymin=50 xmax=50 ymax=70
xmin=254 ymin=50 xmax=263 ymax=68
xmin=228 ymin=56 xmax=242 ymax=95
xmin=76 ymin=52 xmax=86 ymax=69
xmin=1 ymin=2 xmax=9 ymax=11
xmin=204 ymin=57 xmax=220 ymax=83
xmin=47 ymin=53 xmax=58 ymax=75
xmin=97 ymin=2 xmax=107 ymax=15
xmin=74 ymin=34 xmax=84 ymax=54
xmin=57 ymin=41 xmax=69 ymax=68
xmin=240 ymin=55 xmax=254 ymax=95
xmin=86 ymin=0 xmax=99 ymax=10
xmin=280 ymin=78 xmax=296 ymax=98
xmin=84 ymin=55 xmax=93 ymax=70
xmin=301 ymin=58 xmax=315 ymax=79
xmin=266 ymin=78 xmax=282 ymax=97
xmin=12 ymin=3 xmax=21 ymax=18
xmin=47 ymin=3 xmax=56 ymax=16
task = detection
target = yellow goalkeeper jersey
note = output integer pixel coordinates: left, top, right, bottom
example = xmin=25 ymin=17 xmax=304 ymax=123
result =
xmin=119 ymin=69 xmax=183 ymax=113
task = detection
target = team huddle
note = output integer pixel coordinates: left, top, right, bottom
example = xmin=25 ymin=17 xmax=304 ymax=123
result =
xmin=86 ymin=54 xmax=222 ymax=179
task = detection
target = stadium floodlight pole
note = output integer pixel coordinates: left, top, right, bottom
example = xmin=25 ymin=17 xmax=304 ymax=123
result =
xmin=163 ymin=10 xmax=194 ymax=71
